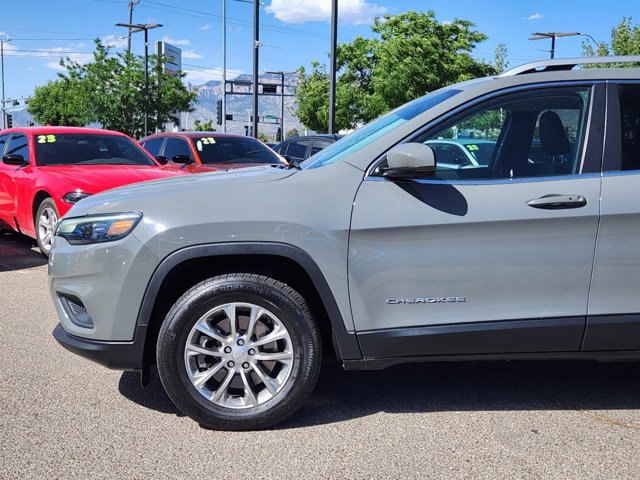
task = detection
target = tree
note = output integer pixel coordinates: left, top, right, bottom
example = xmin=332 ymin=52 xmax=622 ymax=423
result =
xmin=295 ymin=11 xmax=495 ymax=132
xmin=285 ymin=128 xmax=299 ymax=139
xmin=493 ymin=43 xmax=509 ymax=73
xmin=583 ymin=17 xmax=640 ymax=66
xmin=194 ymin=119 xmax=215 ymax=131
xmin=28 ymin=74 xmax=93 ymax=127
xmin=28 ymin=39 xmax=197 ymax=137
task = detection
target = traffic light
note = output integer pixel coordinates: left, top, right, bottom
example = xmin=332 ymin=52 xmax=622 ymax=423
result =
xmin=216 ymin=99 xmax=222 ymax=125
xmin=6 ymin=114 xmax=12 ymax=129
xmin=276 ymin=127 xmax=282 ymax=142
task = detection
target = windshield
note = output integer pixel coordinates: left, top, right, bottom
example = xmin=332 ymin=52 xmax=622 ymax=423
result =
xmin=302 ymin=88 xmax=461 ymax=170
xmin=192 ymin=136 xmax=285 ymax=165
xmin=35 ymin=133 xmax=156 ymax=166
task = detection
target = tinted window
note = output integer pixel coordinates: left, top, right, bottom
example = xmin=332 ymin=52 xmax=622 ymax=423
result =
xmin=6 ymin=134 xmax=30 ymax=163
xmin=0 ymin=133 xmax=10 ymax=155
xmin=310 ymin=139 xmax=333 ymax=156
xmin=142 ymin=138 xmax=164 ymax=156
xmin=34 ymin=134 xmax=155 ymax=166
xmin=619 ymin=85 xmax=640 ymax=171
xmin=286 ymin=140 xmax=311 ymax=160
xmin=191 ymin=136 xmax=285 ymax=165
xmin=163 ymin=137 xmax=192 ymax=161
xmin=416 ymin=86 xmax=591 ymax=180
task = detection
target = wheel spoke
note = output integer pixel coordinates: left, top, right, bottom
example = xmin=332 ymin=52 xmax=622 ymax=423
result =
xmin=250 ymin=364 xmax=279 ymax=395
xmin=193 ymin=361 xmax=225 ymax=388
xmin=194 ymin=319 xmax=227 ymax=344
xmin=224 ymin=304 xmax=237 ymax=339
xmin=212 ymin=367 xmax=237 ymax=403
xmin=240 ymin=370 xmax=258 ymax=407
xmin=42 ymin=231 xmax=52 ymax=245
xmin=251 ymin=325 xmax=289 ymax=347
xmin=253 ymin=350 xmax=292 ymax=363
xmin=185 ymin=344 xmax=221 ymax=358
xmin=246 ymin=305 xmax=264 ymax=340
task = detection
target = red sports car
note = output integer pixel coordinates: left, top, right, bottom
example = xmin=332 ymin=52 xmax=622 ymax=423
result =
xmin=0 ymin=127 xmax=184 ymax=256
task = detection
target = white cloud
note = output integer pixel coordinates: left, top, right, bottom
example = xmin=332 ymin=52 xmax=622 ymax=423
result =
xmin=102 ymin=34 xmax=127 ymax=49
xmin=184 ymin=68 xmax=243 ymax=85
xmin=161 ymin=36 xmax=190 ymax=46
xmin=524 ymin=13 xmax=544 ymax=21
xmin=182 ymin=50 xmax=203 ymax=59
xmin=45 ymin=61 xmax=66 ymax=72
xmin=199 ymin=24 xmax=212 ymax=31
xmin=266 ymin=0 xmax=386 ymax=24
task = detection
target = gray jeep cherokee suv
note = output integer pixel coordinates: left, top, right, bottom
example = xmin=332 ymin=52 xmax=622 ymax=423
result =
xmin=50 ymin=56 xmax=640 ymax=430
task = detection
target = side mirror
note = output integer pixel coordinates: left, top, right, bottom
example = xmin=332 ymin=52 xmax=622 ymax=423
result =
xmin=172 ymin=154 xmax=193 ymax=165
xmin=3 ymin=154 xmax=28 ymax=166
xmin=155 ymin=155 xmax=169 ymax=165
xmin=380 ymin=143 xmax=436 ymax=180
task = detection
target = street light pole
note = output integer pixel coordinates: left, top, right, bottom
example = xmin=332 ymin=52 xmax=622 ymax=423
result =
xmin=252 ymin=0 xmax=259 ymax=138
xmin=328 ymin=0 xmax=338 ymax=134
xmin=0 ymin=35 xmax=11 ymax=130
xmin=115 ymin=22 xmax=162 ymax=137
xmin=529 ymin=32 xmax=581 ymax=59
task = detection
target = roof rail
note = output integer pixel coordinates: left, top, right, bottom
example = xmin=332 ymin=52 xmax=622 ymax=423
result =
xmin=498 ymin=55 xmax=640 ymax=77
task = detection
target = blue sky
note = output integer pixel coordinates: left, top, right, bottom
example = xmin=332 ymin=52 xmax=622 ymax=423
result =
xmin=0 ymin=0 xmax=637 ymax=102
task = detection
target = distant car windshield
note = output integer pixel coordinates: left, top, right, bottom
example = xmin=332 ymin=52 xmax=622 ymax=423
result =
xmin=191 ymin=136 xmax=285 ymax=165
xmin=35 ymin=133 xmax=156 ymax=166
xmin=302 ymin=88 xmax=461 ymax=170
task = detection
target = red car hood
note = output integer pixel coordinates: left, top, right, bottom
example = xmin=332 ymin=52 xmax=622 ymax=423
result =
xmin=38 ymin=165 xmax=184 ymax=194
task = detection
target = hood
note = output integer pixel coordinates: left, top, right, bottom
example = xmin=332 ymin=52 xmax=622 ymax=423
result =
xmin=38 ymin=165 xmax=185 ymax=194
xmin=67 ymin=165 xmax=298 ymax=216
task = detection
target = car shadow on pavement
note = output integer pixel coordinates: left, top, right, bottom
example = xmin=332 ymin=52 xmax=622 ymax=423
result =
xmin=118 ymin=359 xmax=640 ymax=429
xmin=0 ymin=231 xmax=46 ymax=271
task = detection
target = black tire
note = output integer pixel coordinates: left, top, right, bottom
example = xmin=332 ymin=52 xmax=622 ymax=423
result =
xmin=156 ymin=273 xmax=322 ymax=431
xmin=35 ymin=198 xmax=59 ymax=257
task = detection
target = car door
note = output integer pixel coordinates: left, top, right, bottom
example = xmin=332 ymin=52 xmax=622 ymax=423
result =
xmin=0 ymin=133 xmax=13 ymax=226
xmin=584 ymin=82 xmax=640 ymax=351
xmin=0 ymin=133 xmax=31 ymax=230
xmin=349 ymin=83 xmax=605 ymax=358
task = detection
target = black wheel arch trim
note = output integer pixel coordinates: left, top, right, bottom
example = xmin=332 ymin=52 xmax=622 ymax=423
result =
xmin=136 ymin=242 xmax=362 ymax=360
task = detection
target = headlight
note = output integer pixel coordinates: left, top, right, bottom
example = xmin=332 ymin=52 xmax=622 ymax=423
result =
xmin=62 ymin=191 xmax=92 ymax=204
xmin=55 ymin=212 xmax=142 ymax=245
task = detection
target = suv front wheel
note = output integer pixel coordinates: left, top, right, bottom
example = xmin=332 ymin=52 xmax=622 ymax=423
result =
xmin=156 ymin=273 xmax=322 ymax=430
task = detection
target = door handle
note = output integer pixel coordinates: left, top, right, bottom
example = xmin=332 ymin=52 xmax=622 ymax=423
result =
xmin=526 ymin=194 xmax=587 ymax=210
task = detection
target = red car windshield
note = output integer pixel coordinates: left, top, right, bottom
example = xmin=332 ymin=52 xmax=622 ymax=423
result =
xmin=35 ymin=134 xmax=156 ymax=166
xmin=191 ymin=136 xmax=285 ymax=165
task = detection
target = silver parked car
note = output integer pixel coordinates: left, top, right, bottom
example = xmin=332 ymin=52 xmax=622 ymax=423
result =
xmin=50 ymin=56 xmax=640 ymax=430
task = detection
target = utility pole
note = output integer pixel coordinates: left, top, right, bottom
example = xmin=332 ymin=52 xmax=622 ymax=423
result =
xmin=222 ymin=0 xmax=227 ymax=133
xmin=126 ymin=0 xmax=140 ymax=55
xmin=328 ymin=0 xmax=338 ymax=134
xmin=0 ymin=34 xmax=10 ymax=130
xmin=252 ymin=0 xmax=260 ymax=139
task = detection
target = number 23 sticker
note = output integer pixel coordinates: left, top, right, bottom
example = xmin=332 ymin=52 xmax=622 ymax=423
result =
xmin=37 ymin=134 xmax=57 ymax=143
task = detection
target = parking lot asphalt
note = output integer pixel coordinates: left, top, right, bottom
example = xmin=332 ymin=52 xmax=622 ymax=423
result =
xmin=1 ymin=230 xmax=640 ymax=479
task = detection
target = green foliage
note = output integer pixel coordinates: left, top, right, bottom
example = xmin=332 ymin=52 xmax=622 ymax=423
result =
xmin=295 ymin=11 xmax=495 ymax=132
xmin=285 ymin=128 xmax=299 ymax=139
xmin=28 ymin=73 xmax=93 ymax=126
xmin=257 ymin=132 xmax=269 ymax=143
xmin=27 ymin=39 xmax=197 ymax=137
xmin=493 ymin=43 xmax=509 ymax=73
xmin=583 ymin=17 xmax=640 ymax=67
xmin=194 ymin=119 xmax=215 ymax=131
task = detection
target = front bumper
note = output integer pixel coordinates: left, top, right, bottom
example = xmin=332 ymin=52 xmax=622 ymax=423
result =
xmin=53 ymin=323 xmax=147 ymax=371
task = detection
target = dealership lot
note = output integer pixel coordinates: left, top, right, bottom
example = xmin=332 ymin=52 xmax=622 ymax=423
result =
xmin=1 ymin=230 xmax=640 ymax=479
